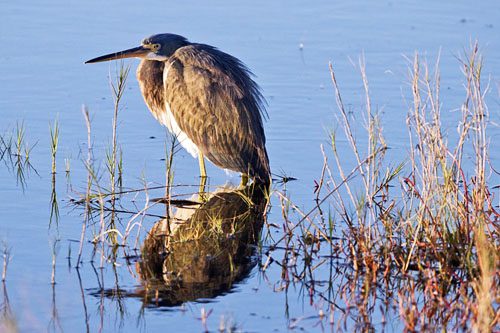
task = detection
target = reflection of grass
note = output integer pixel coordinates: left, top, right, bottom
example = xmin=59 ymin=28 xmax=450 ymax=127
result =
xmin=172 ymin=190 xmax=258 ymax=243
xmin=0 ymin=281 xmax=17 ymax=333
xmin=49 ymin=173 xmax=59 ymax=227
xmin=266 ymin=44 xmax=498 ymax=332
xmin=1 ymin=122 xmax=38 ymax=190
xmin=1 ymin=243 xmax=11 ymax=282
xmin=49 ymin=119 xmax=59 ymax=174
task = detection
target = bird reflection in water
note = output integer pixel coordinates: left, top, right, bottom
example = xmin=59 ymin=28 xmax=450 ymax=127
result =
xmin=135 ymin=184 xmax=268 ymax=307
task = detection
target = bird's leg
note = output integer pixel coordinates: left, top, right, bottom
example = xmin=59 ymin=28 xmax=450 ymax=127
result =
xmin=198 ymin=152 xmax=207 ymax=201
xmin=198 ymin=152 xmax=207 ymax=179
xmin=240 ymin=173 xmax=249 ymax=187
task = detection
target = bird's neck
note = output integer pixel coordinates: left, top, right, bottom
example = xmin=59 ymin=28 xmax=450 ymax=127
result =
xmin=136 ymin=60 xmax=166 ymax=119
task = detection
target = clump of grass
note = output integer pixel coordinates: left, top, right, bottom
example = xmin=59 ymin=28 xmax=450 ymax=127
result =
xmin=1 ymin=122 xmax=38 ymax=189
xmin=333 ymin=46 xmax=497 ymax=330
xmin=1 ymin=122 xmax=35 ymax=164
xmin=266 ymin=43 xmax=499 ymax=332
xmin=0 ymin=129 xmax=33 ymax=190
xmin=74 ymin=63 xmax=130 ymax=265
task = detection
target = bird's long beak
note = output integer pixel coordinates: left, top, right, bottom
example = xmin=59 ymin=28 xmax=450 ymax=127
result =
xmin=85 ymin=45 xmax=149 ymax=64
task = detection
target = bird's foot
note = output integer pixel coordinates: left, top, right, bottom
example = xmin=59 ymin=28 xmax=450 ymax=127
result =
xmin=239 ymin=174 xmax=249 ymax=188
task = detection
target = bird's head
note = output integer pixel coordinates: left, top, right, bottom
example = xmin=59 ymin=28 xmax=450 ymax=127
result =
xmin=85 ymin=33 xmax=189 ymax=64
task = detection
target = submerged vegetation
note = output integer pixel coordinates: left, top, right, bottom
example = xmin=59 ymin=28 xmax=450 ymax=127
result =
xmin=0 ymin=45 xmax=498 ymax=332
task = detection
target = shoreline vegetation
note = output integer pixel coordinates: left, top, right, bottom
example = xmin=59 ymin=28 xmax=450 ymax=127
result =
xmin=272 ymin=43 xmax=498 ymax=332
xmin=1 ymin=44 xmax=498 ymax=332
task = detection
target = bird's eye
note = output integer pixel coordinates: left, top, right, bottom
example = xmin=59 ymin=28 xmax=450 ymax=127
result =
xmin=152 ymin=43 xmax=161 ymax=51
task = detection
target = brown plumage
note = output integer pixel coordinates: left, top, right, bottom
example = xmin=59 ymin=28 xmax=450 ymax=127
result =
xmin=87 ymin=34 xmax=270 ymax=184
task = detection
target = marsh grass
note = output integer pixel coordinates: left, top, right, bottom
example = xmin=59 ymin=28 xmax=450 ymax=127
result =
xmin=264 ymin=44 xmax=499 ymax=332
xmin=108 ymin=62 xmax=130 ymax=197
xmin=106 ymin=62 xmax=130 ymax=246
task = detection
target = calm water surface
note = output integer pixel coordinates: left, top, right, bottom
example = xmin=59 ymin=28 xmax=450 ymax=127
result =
xmin=1 ymin=1 xmax=499 ymax=332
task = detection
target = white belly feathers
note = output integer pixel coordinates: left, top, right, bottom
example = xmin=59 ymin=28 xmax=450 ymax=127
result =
xmin=159 ymin=104 xmax=200 ymax=158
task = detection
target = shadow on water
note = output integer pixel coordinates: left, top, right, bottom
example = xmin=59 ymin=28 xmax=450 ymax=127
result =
xmin=91 ymin=184 xmax=268 ymax=309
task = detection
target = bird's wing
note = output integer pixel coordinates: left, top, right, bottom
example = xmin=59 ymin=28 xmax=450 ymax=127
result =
xmin=164 ymin=44 xmax=270 ymax=179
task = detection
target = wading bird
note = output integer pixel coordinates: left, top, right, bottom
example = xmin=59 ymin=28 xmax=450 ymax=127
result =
xmin=86 ymin=33 xmax=270 ymax=188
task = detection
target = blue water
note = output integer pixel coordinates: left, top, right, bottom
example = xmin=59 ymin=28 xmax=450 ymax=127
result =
xmin=1 ymin=1 xmax=499 ymax=332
